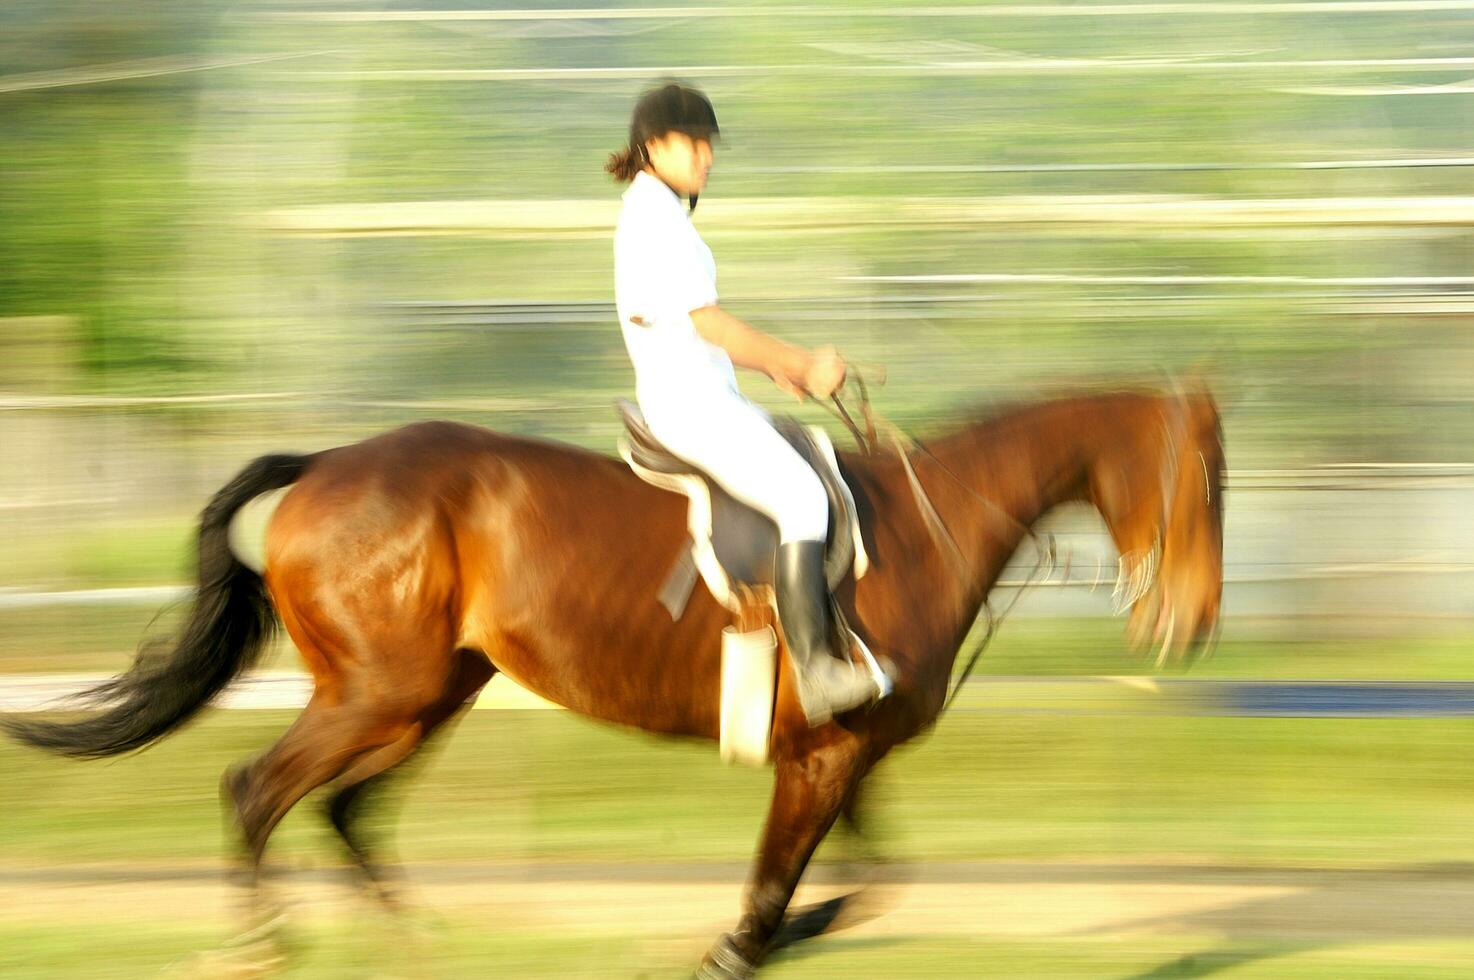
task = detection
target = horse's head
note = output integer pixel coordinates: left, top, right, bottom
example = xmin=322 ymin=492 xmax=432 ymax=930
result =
xmin=1097 ymin=389 xmax=1226 ymax=667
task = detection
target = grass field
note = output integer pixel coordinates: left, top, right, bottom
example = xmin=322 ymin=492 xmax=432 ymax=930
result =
xmin=6 ymin=707 xmax=1472 ymax=868
xmin=2 ymin=925 xmax=1473 ymax=980
xmin=3 ymin=923 xmax=1473 ymax=980
xmin=4 ymin=695 xmax=1474 ymax=976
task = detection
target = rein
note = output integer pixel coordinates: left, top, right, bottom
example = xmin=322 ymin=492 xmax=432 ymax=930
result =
xmin=820 ymin=373 xmax=1057 ymax=714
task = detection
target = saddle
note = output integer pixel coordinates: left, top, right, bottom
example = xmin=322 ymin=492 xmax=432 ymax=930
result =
xmin=616 ymin=399 xmax=869 ymax=619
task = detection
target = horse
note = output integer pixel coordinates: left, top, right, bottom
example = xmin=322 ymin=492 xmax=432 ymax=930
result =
xmin=5 ymin=385 xmax=1225 ymax=978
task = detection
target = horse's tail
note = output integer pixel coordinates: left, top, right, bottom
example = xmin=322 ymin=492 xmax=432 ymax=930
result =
xmin=5 ymin=453 xmax=313 ymax=758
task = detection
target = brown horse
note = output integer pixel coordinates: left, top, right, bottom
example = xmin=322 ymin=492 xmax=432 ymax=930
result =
xmin=6 ymin=387 xmax=1224 ymax=977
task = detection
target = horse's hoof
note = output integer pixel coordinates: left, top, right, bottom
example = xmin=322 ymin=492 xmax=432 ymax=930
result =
xmin=223 ymin=905 xmax=288 ymax=949
xmin=694 ymin=933 xmax=757 ymax=979
xmin=163 ymin=937 xmax=286 ymax=979
xmin=221 ymin=765 xmax=251 ymax=819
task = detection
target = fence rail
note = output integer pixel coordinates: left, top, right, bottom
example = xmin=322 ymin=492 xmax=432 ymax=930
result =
xmin=4 ymin=553 xmax=1471 ymax=611
xmin=258 ymin=195 xmax=1474 ymax=237
xmin=261 ymin=3 xmax=1474 ymax=23
xmin=10 ymin=671 xmax=1474 ymax=717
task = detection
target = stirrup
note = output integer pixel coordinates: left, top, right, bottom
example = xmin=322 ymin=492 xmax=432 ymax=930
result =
xmin=848 ymin=631 xmax=895 ymax=700
xmin=793 ymin=634 xmax=892 ymax=727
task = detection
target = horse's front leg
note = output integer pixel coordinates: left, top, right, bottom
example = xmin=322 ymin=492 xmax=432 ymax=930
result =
xmin=697 ymin=734 xmax=868 ymax=978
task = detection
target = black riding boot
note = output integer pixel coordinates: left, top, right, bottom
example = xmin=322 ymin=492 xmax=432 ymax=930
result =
xmin=775 ymin=540 xmax=882 ymax=727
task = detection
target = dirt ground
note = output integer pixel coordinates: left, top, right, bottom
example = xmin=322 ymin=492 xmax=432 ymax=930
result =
xmin=5 ymin=860 xmax=1472 ymax=943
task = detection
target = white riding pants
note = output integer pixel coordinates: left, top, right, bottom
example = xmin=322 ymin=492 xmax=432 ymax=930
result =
xmin=641 ymin=394 xmax=829 ymax=544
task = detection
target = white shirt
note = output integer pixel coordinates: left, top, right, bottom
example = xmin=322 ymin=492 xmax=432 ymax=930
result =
xmin=614 ymin=170 xmax=739 ymax=413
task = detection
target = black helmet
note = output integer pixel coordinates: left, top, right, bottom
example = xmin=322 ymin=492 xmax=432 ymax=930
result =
xmin=629 ymin=82 xmax=719 ymax=152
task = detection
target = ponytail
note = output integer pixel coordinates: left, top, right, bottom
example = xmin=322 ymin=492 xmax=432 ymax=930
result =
xmin=605 ymin=143 xmax=644 ymax=182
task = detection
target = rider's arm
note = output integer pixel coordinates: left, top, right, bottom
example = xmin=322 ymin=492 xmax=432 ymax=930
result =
xmin=689 ymin=304 xmax=812 ymax=394
xmin=633 ymin=215 xmax=845 ymax=397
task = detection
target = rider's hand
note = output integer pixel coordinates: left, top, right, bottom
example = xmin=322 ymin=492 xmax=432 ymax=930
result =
xmin=774 ymin=374 xmax=807 ymax=402
xmin=803 ymin=346 xmax=847 ymax=400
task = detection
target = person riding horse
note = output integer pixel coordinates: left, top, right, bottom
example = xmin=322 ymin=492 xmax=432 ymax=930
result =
xmin=606 ymin=82 xmax=889 ymax=726
xmin=5 ymin=78 xmax=1229 ymax=980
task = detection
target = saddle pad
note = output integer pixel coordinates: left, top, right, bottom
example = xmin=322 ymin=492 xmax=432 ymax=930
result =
xmin=618 ymin=405 xmax=868 ymax=617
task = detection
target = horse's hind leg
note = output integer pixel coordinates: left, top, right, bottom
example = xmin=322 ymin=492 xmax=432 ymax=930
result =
xmin=221 ymin=644 xmax=470 ymax=927
xmin=222 ymin=697 xmax=413 ymax=917
xmin=323 ymin=648 xmax=496 ymax=910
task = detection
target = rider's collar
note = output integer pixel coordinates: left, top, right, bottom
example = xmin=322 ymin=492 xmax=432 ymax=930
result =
xmin=633 ymin=169 xmax=697 ymax=214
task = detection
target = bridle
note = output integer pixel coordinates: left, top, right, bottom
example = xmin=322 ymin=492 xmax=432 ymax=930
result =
xmin=821 ymin=373 xmax=1198 ymax=708
xmin=821 ymin=373 xmax=1055 ymax=712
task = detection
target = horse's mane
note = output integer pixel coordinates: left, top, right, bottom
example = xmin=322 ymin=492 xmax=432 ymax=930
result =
xmin=912 ymin=381 xmax=1180 ymax=448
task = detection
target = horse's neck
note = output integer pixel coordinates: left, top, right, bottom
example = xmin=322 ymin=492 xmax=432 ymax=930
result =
xmin=920 ymin=396 xmax=1146 ymax=609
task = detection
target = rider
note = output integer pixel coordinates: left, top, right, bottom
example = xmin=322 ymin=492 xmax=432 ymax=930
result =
xmin=607 ymin=81 xmax=887 ymax=726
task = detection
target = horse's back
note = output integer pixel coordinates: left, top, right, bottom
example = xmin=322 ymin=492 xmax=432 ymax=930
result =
xmin=270 ymin=419 xmax=627 ymax=528
xmin=259 ymin=419 xmax=718 ymax=726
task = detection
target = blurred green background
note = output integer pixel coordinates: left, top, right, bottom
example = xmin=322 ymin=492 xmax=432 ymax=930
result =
xmin=3 ymin=0 xmax=1473 ymax=602
xmin=3 ymin=2 xmax=1474 ymax=977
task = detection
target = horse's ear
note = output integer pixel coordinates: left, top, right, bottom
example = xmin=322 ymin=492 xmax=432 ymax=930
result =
xmin=1181 ymin=360 xmax=1217 ymax=394
xmin=1179 ymin=359 xmax=1234 ymax=416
